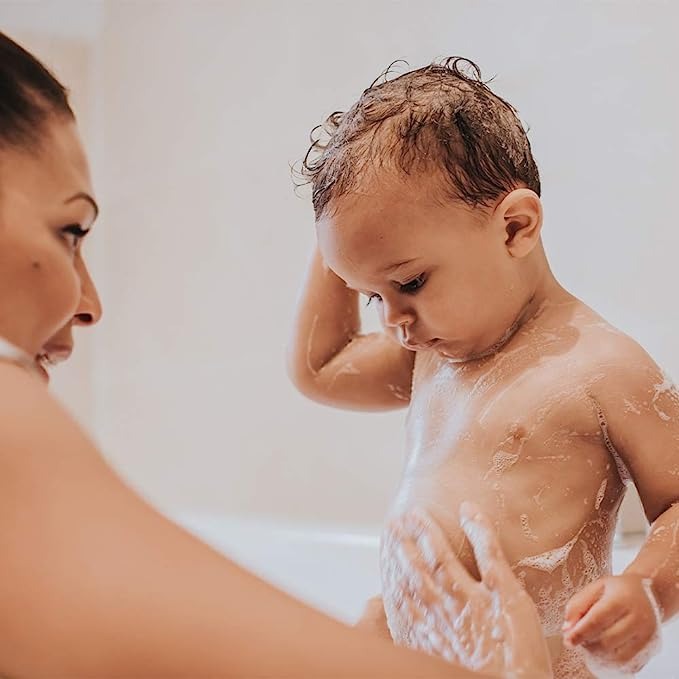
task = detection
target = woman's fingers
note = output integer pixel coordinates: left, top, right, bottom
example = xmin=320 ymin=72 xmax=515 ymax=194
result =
xmin=383 ymin=509 xmax=478 ymax=656
xmin=401 ymin=508 xmax=477 ymax=592
xmin=459 ymin=501 xmax=513 ymax=586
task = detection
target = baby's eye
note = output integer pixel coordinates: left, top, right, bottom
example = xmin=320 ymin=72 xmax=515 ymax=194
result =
xmin=399 ymin=274 xmax=426 ymax=295
xmin=365 ymin=293 xmax=382 ymax=307
xmin=61 ymin=224 xmax=89 ymax=250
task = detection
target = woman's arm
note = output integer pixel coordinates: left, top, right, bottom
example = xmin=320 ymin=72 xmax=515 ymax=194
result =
xmin=0 ymin=362 xmax=486 ymax=678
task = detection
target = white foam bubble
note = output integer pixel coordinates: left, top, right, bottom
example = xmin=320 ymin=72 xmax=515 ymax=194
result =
xmin=516 ymin=528 xmax=583 ymax=573
xmin=594 ymin=478 xmax=608 ymax=510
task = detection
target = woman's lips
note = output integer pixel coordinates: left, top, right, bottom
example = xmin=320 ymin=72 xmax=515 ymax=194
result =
xmin=34 ymin=345 xmax=73 ymax=383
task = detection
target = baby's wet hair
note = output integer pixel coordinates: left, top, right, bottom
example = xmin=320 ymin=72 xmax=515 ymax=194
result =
xmin=0 ymin=32 xmax=74 ymax=151
xmin=298 ymin=57 xmax=540 ymax=219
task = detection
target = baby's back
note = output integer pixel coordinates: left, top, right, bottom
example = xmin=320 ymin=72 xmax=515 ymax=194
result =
xmin=381 ymin=300 xmax=636 ymax=675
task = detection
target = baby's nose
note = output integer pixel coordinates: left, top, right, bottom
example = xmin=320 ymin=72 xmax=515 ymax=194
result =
xmin=382 ymin=300 xmax=414 ymax=328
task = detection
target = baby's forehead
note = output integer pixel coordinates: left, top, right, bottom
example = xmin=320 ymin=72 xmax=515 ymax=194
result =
xmin=323 ymin=172 xmax=479 ymax=233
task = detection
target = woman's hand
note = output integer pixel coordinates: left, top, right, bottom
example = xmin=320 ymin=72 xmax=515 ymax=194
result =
xmin=355 ymin=595 xmax=391 ymax=639
xmin=381 ymin=502 xmax=552 ymax=679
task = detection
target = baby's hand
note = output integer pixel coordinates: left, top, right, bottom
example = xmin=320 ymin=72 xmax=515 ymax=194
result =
xmin=563 ymin=574 xmax=662 ymax=673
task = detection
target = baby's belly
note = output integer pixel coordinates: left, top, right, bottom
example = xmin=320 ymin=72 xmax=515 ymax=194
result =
xmin=381 ymin=471 xmax=616 ymax=639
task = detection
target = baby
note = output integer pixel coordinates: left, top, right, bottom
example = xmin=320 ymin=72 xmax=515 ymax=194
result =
xmin=288 ymin=58 xmax=679 ymax=677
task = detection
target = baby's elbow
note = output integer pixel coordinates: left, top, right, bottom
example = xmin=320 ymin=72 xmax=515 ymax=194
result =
xmin=285 ymin=350 xmax=325 ymax=403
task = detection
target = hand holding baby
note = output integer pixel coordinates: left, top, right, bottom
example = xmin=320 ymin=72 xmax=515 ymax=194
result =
xmin=382 ymin=504 xmax=552 ymax=679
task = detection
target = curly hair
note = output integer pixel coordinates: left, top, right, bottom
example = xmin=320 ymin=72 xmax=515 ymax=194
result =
xmin=298 ymin=57 xmax=540 ymax=219
xmin=0 ymin=31 xmax=74 ymax=150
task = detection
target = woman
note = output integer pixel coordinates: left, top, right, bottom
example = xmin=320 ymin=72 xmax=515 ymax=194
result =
xmin=0 ymin=31 xmax=551 ymax=677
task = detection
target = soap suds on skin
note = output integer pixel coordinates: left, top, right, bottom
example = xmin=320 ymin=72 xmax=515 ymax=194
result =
xmin=520 ymin=513 xmax=539 ymax=543
xmin=484 ymin=450 xmax=520 ymax=479
xmin=516 ymin=527 xmax=584 ymax=573
xmin=590 ymin=397 xmax=632 ymax=485
xmin=594 ymin=478 xmax=607 ymax=510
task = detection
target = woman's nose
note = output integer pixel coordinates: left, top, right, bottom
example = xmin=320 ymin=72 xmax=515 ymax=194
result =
xmin=73 ymin=259 xmax=102 ymax=327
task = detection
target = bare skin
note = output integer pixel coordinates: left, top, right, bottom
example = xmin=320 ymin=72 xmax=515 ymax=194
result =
xmin=2 ymin=356 xmax=544 ymax=678
xmin=381 ymin=505 xmax=551 ymax=678
xmin=289 ymin=174 xmax=679 ymax=677
xmin=0 ymin=106 xmax=552 ymax=675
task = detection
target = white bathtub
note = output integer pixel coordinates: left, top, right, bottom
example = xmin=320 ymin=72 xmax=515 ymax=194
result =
xmin=178 ymin=515 xmax=679 ymax=678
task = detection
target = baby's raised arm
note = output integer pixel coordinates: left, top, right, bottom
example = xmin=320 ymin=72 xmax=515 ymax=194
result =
xmin=287 ymin=247 xmax=415 ymax=411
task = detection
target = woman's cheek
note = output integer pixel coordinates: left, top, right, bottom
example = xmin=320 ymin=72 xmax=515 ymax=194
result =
xmin=35 ymin=256 xmax=81 ymax=335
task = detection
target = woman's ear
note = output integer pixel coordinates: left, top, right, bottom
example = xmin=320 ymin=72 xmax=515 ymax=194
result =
xmin=495 ymin=189 xmax=543 ymax=258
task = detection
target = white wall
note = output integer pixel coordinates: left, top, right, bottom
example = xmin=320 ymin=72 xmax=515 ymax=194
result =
xmin=2 ymin=1 xmax=677 ymax=527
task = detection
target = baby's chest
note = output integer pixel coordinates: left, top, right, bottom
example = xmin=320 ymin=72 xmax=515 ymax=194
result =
xmin=403 ymin=355 xmax=616 ymax=498
xmin=410 ymin=360 xmax=586 ymax=447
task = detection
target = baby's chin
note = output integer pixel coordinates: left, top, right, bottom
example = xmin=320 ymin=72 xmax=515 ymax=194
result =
xmin=432 ymin=341 xmax=478 ymax=363
xmin=439 ymin=350 xmax=491 ymax=364
xmin=436 ymin=335 xmax=513 ymax=363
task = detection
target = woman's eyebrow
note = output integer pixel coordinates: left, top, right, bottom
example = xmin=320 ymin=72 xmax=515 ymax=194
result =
xmin=64 ymin=192 xmax=99 ymax=220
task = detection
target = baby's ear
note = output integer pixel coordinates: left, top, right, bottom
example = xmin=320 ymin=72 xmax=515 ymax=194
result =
xmin=496 ymin=189 xmax=543 ymax=258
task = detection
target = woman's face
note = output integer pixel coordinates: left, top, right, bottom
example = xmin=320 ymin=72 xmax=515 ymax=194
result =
xmin=0 ymin=116 xmax=102 ymax=379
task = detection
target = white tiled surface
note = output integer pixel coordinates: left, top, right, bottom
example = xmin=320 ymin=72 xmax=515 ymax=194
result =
xmin=179 ymin=516 xmax=679 ymax=678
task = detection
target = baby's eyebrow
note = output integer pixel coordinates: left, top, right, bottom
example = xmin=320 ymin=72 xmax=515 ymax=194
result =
xmin=343 ymin=282 xmax=375 ymax=296
xmin=380 ymin=258 xmax=419 ymax=274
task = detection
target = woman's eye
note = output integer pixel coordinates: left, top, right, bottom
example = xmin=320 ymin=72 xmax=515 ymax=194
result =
xmin=399 ymin=274 xmax=426 ymax=294
xmin=365 ymin=293 xmax=382 ymax=307
xmin=61 ymin=224 xmax=89 ymax=250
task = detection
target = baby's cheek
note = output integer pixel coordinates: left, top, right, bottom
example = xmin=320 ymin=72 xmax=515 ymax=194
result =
xmin=382 ymin=323 xmax=402 ymax=345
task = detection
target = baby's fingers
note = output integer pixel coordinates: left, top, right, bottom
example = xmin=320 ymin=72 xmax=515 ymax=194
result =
xmin=582 ymin=613 xmax=634 ymax=657
xmin=584 ymin=625 xmax=658 ymax=676
xmin=565 ymin=596 xmax=626 ymax=647
xmin=563 ymin=579 xmax=605 ymax=632
xmin=587 ymin=611 xmax=659 ymax=665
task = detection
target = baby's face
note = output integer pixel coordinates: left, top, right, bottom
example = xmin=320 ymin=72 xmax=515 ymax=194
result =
xmin=317 ymin=177 xmax=530 ymax=361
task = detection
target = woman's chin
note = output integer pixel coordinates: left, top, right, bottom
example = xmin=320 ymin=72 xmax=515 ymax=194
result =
xmin=33 ymin=358 xmax=50 ymax=384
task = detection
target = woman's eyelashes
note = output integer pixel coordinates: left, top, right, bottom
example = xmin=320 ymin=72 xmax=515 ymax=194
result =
xmin=61 ymin=224 xmax=90 ymax=250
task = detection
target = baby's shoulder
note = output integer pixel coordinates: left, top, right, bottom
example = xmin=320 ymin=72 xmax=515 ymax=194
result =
xmin=577 ymin=319 xmax=647 ymax=364
xmin=567 ymin=313 xmax=668 ymax=398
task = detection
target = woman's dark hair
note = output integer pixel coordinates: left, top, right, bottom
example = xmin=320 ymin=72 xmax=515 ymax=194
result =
xmin=0 ymin=31 xmax=74 ymax=149
xmin=299 ymin=57 xmax=540 ymax=218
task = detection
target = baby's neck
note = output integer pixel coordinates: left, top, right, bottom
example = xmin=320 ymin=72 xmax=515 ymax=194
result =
xmin=459 ymin=274 xmax=575 ymax=365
